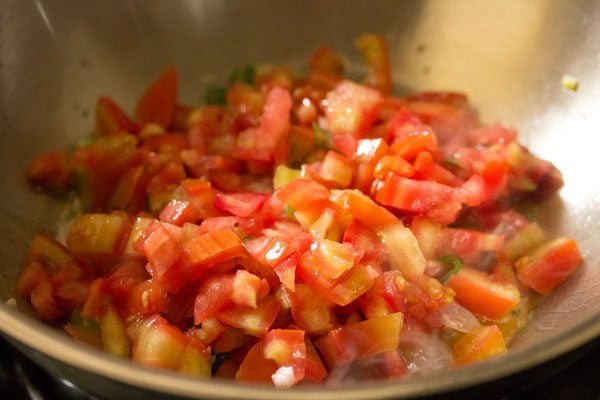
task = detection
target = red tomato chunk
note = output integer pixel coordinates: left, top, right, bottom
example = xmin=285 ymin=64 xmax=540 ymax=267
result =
xmin=18 ymin=34 xmax=582 ymax=387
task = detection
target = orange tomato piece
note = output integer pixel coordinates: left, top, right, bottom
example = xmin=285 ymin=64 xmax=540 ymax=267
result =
xmin=453 ymin=325 xmax=507 ymax=366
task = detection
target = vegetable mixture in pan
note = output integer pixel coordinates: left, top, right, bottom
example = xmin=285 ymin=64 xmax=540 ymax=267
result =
xmin=19 ymin=35 xmax=582 ymax=387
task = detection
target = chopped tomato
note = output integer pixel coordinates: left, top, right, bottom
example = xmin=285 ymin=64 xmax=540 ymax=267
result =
xmin=235 ymin=86 xmax=292 ymax=161
xmin=26 ymin=151 xmax=74 ymax=194
xmin=325 ymin=80 xmax=382 ymax=137
xmin=214 ymin=192 xmax=269 ymax=217
xmin=135 ymin=66 xmax=178 ymax=128
xmin=215 ymin=294 xmax=281 ymax=337
xmin=18 ymin=34 xmax=582 ymax=387
xmin=453 ymin=325 xmax=507 ymax=366
xmin=448 ymin=267 xmax=520 ymax=320
xmin=96 ymin=97 xmax=139 ymax=135
xmin=355 ymin=34 xmax=391 ymax=95
xmin=516 ymin=238 xmax=582 ymax=294
xmin=315 ymin=313 xmax=403 ymax=368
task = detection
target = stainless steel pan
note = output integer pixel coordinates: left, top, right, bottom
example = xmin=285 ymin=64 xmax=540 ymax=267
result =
xmin=1 ymin=1 xmax=599 ymax=398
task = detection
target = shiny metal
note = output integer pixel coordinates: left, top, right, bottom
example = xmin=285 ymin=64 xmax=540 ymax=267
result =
xmin=1 ymin=0 xmax=599 ymax=399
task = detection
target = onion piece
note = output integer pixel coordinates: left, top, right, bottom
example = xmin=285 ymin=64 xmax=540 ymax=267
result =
xmin=437 ymin=301 xmax=481 ymax=333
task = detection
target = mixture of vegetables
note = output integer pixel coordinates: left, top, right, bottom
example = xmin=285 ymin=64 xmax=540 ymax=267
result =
xmin=19 ymin=35 xmax=582 ymax=387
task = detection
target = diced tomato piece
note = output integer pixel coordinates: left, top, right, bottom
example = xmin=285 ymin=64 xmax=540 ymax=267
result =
xmin=140 ymin=222 xmax=181 ymax=281
xmin=275 ymin=178 xmax=330 ymax=211
xmin=312 ymin=239 xmax=357 ymax=280
xmin=159 ymin=199 xmax=200 ymax=226
xmin=358 ymin=276 xmax=394 ymax=318
xmin=26 ymin=151 xmax=74 ymax=194
xmin=309 ymin=46 xmax=344 ymax=75
xmin=376 ymin=223 xmax=427 ymax=277
xmin=354 ymin=137 xmax=389 ymax=163
xmin=288 ymin=284 xmax=337 ymax=335
xmin=263 ymin=330 xmax=307 ymax=384
xmin=131 ymin=314 xmax=210 ymax=375
xmin=30 ymin=278 xmax=63 ymax=321
xmin=135 ymin=66 xmax=178 ymax=128
xmin=75 ymin=134 xmax=141 ymax=210
xmin=215 ymin=294 xmax=281 ymax=337
xmin=329 ymin=189 xmax=398 ymax=228
xmin=453 ymin=325 xmax=507 ymax=366
xmin=232 ymin=269 xmax=266 ymax=308
xmin=373 ymin=172 xmax=462 ymax=224
xmin=318 ymin=150 xmax=354 ymax=188
xmin=343 ymin=219 xmax=386 ymax=265
xmin=315 ymin=313 xmax=403 ymax=368
xmin=54 ymin=280 xmax=89 ymax=314
xmin=211 ymin=325 xmax=251 ymax=353
xmin=498 ymin=222 xmax=546 ymax=262
xmin=448 ymin=267 xmax=520 ymax=320
xmin=178 ymin=338 xmax=212 ymax=377
xmin=16 ymin=261 xmax=50 ymax=300
xmin=298 ymin=251 xmax=378 ymax=306
xmin=24 ymin=234 xmax=74 ymax=273
xmin=99 ymin=306 xmax=132 ymax=358
xmin=197 ymin=216 xmax=237 ymax=235
xmin=325 ymin=80 xmax=382 ymax=137
xmin=304 ymin=337 xmax=328 ymax=383
xmin=236 ymin=340 xmax=278 ymax=383
xmin=104 ymin=260 xmax=148 ymax=308
xmin=108 ymin=165 xmax=147 ymax=213
xmin=516 ymin=238 xmax=582 ymax=294
xmin=181 ymin=228 xmax=246 ymax=276
xmin=374 ymin=154 xmax=415 ymax=179
xmin=181 ymin=178 xmax=221 ymax=219
xmin=354 ymin=34 xmax=391 ymax=95
xmin=95 ymin=97 xmax=139 ymax=135
xmin=413 ymin=151 xmax=459 ymax=185
xmin=437 ymin=228 xmax=505 ymax=258
xmin=273 ymin=251 xmax=298 ymax=292
xmin=66 ymin=213 xmax=130 ymax=264
xmin=214 ymin=192 xmax=270 ymax=218
xmin=193 ymin=273 xmax=234 ymax=324
xmin=193 ymin=317 xmax=225 ymax=345
xmin=235 ymin=86 xmax=292 ymax=161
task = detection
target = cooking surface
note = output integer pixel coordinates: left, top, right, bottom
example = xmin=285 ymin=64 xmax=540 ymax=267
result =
xmin=1 ymin=336 xmax=598 ymax=400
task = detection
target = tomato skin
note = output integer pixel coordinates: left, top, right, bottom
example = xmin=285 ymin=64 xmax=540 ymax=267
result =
xmin=135 ymin=66 xmax=178 ymax=128
xmin=516 ymin=238 xmax=582 ymax=294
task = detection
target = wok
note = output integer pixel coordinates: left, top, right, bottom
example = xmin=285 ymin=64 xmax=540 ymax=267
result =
xmin=1 ymin=0 xmax=599 ymax=399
